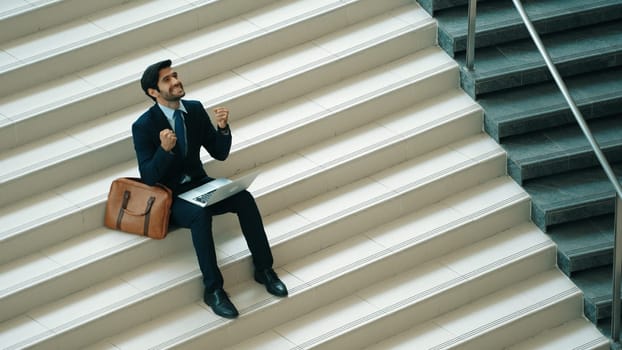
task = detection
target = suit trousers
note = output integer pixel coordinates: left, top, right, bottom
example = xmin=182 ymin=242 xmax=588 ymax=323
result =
xmin=170 ymin=188 xmax=274 ymax=292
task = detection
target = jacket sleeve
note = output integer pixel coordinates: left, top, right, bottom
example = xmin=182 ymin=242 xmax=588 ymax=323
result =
xmin=132 ymin=116 xmax=176 ymax=186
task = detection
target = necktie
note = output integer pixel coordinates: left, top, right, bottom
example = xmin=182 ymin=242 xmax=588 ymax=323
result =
xmin=174 ymin=109 xmax=186 ymax=156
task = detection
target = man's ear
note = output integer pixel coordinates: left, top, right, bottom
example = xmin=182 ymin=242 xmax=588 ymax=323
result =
xmin=147 ymin=87 xmax=159 ymax=99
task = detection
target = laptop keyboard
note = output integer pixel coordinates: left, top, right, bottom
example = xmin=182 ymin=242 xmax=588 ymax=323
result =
xmin=194 ymin=190 xmax=216 ymax=204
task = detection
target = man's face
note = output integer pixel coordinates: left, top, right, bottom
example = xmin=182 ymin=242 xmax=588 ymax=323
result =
xmin=153 ymin=66 xmax=185 ymax=103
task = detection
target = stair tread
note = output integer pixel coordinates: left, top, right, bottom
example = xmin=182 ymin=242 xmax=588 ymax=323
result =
xmin=435 ymin=0 xmax=622 ymax=53
xmin=548 ymin=214 xmax=614 ymax=275
xmin=573 ymin=265 xmax=619 ymax=302
xmin=505 ymin=318 xmax=610 ymax=350
xmin=459 ymin=19 xmax=622 ymax=96
xmin=0 ymin=176 xmax=527 ymax=349
xmin=503 ymin=115 xmax=622 ymax=182
xmin=524 ymin=163 xmax=622 ymax=230
xmin=481 ymin=67 xmax=622 ymax=141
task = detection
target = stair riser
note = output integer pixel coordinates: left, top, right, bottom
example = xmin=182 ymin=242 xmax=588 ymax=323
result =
xmin=445 ymin=4 xmax=622 ymax=54
xmin=176 ymin=207 xmax=538 ymax=349
xmin=0 ymin=232 xmax=191 ymax=323
xmin=533 ymin=195 xmax=617 ymax=233
xmin=486 ymin=96 xmax=622 ymax=143
xmin=268 ymin=245 xmax=558 ymax=350
xmin=510 ymin=143 xmax=622 ymax=184
xmin=462 ymin=50 xmax=622 ymax=98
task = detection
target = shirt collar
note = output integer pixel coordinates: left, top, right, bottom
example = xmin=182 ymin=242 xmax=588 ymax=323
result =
xmin=158 ymin=101 xmax=188 ymax=125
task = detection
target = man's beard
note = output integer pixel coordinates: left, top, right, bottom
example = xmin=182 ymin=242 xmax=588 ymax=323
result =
xmin=161 ymin=85 xmax=185 ymax=102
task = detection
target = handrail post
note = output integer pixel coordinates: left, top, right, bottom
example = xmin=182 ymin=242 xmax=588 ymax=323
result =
xmin=614 ymin=196 xmax=622 ymax=342
xmin=466 ymin=0 xmax=477 ymax=70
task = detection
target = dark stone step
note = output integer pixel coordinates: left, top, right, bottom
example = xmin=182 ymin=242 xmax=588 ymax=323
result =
xmin=597 ymin=317 xmax=622 ymax=349
xmin=548 ymin=214 xmax=614 ymax=276
xmin=524 ymin=163 xmax=622 ymax=232
xmin=480 ymin=67 xmax=622 ymax=142
xmin=503 ymin=115 xmax=622 ymax=184
xmin=458 ymin=20 xmax=622 ymax=97
xmin=572 ymin=265 xmax=621 ymax=323
xmin=417 ymin=0 xmax=488 ymax=15
xmin=435 ymin=0 xmax=622 ymax=56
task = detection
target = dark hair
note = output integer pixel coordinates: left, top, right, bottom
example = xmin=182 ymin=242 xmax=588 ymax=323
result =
xmin=140 ymin=59 xmax=172 ymax=101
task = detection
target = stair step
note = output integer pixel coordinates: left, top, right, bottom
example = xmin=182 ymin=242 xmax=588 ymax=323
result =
xmin=481 ymin=67 xmax=622 ymax=142
xmin=0 ymin=162 xmax=518 ymax=349
xmin=549 ymin=214 xmax=614 ymax=276
xmin=94 ymin=208 xmax=544 ymax=350
xmin=0 ymin=0 xmax=414 ymax=151
xmin=572 ymin=265 xmax=621 ymax=324
xmin=459 ymin=19 xmax=622 ymax=97
xmin=0 ymin=5 xmax=437 ymax=206
xmin=418 ymin=0 xmax=489 ymax=15
xmin=435 ymin=0 xmax=622 ymax=56
xmin=360 ymin=270 xmax=578 ymax=350
xmin=503 ymin=115 xmax=622 ymax=184
xmin=505 ymin=318 xmax=610 ymax=350
xmin=524 ymin=163 xmax=622 ymax=232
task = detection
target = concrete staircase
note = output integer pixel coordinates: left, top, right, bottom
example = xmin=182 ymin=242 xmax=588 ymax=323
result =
xmin=0 ymin=1 xmax=608 ymax=349
xmin=421 ymin=0 xmax=622 ymax=345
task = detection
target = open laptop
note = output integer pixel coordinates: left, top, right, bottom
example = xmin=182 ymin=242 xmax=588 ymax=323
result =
xmin=178 ymin=172 xmax=258 ymax=207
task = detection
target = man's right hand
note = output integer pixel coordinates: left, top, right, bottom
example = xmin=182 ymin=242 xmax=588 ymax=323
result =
xmin=160 ymin=129 xmax=177 ymax=152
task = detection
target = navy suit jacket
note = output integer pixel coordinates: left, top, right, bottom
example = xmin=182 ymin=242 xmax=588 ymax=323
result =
xmin=132 ymin=99 xmax=232 ymax=194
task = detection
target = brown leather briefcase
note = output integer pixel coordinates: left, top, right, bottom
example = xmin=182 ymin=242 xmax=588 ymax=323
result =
xmin=104 ymin=177 xmax=172 ymax=239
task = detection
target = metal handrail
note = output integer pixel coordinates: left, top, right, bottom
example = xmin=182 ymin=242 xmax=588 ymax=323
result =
xmin=466 ymin=0 xmax=622 ymax=341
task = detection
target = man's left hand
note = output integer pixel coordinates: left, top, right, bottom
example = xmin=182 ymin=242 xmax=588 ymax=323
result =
xmin=213 ymin=107 xmax=229 ymax=129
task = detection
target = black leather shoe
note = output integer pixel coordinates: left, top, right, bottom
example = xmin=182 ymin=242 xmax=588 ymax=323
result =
xmin=203 ymin=288 xmax=239 ymax=319
xmin=254 ymin=269 xmax=288 ymax=297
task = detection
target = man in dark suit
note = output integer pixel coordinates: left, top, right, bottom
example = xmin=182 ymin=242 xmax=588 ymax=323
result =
xmin=132 ymin=59 xmax=287 ymax=319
